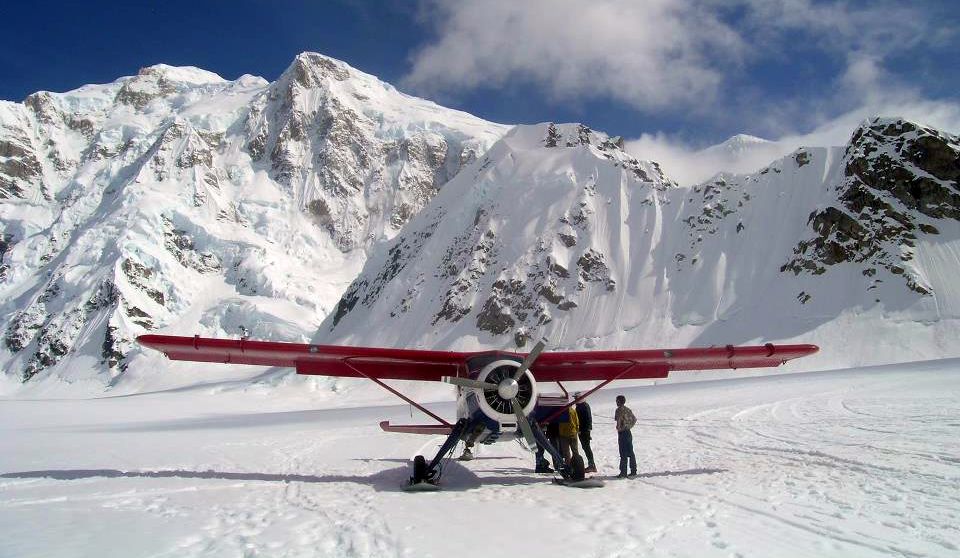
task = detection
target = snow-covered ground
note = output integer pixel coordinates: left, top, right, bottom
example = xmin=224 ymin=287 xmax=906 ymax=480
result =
xmin=2 ymin=359 xmax=959 ymax=557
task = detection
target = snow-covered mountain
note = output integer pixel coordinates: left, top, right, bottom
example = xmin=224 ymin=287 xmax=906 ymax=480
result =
xmin=696 ymin=133 xmax=787 ymax=176
xmin=0 ymin=53 xmax=507 ymax=388
xmin=626 ymin=131 xmax=790 ymax=187
xmin=323 ymin=118 xmax=960 ymax=370
xmin=3 ymin=49 xmax=958 ymax=392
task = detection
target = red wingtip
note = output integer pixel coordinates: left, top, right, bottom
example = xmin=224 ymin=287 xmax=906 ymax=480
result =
xmin=788 ymin=344 xmax=820 ymax=360
xmin=135 ymin=334 xmax=159 ymax=349
xmin=136 ymin=334 xmax=190 ymax=352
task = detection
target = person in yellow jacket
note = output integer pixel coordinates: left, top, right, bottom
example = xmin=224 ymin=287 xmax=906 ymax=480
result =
xmin=557 ymin=404 xmax=582 ymax=465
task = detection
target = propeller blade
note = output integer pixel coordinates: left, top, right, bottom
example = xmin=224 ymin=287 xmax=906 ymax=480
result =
xmin=442 ymin=376 xmax=498 ymax=390
xmin=512 ymin=338 xmax=547 ymax=381
xmin=512 ymin=399 xmax=538 ymax=448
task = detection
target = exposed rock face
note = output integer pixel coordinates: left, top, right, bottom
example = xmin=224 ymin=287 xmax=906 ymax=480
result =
xmin=243 ymin=52 xmax=504 ymax=251
xmin=325 ymin=123 xmax=671 ymax=348
xmin=0 ymin=104 xmax=45 ymax=199
xmin=0 ymin=53 xmax=506 ymax=385
xmin=783 ymin=118 xmax=960 ymax=295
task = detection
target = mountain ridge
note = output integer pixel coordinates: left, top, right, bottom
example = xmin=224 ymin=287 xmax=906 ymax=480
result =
xmin=2 ymin=52 xmax=958 ymax=394
xmin=0 ymin=52 xmax=506 ymax=389
xmin=322 ymin=117 xmax=960 ymax=374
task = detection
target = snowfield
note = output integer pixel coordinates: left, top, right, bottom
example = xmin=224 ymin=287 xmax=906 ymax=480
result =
xmin=2 ymin=360 xmax=959 ymax=557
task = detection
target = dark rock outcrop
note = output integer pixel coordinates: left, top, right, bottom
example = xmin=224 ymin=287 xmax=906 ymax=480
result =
xmin=782 ymin=118 xmax=959 ymax=295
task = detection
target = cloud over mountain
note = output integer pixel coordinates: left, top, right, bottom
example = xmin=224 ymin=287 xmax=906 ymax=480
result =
xmin=404 ymin=0 xmax=956 ymax=137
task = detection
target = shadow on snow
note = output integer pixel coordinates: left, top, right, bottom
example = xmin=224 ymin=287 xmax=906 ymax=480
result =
xmin=1 ymin=465 xmax=726 ymax=491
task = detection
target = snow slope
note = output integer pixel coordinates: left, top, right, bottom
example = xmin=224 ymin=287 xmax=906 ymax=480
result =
xmin=324 ymin=119 xmax=960 ymax=373
xmin=2 ymin=359 xmax=957 ymax=557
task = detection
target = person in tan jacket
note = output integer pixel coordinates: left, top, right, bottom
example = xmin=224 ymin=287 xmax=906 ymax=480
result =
xmin=615 ymin=395 xmax=637 ymax=478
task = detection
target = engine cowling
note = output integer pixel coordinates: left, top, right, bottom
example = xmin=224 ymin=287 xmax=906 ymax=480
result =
xmin=472 ymin=359 xmax=539 ymax=423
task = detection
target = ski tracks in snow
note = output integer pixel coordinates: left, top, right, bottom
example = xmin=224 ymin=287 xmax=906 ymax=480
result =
xmin=153 ymin=481 xmax=405 ymax=558
xmin=656 ymin=384 xmax=960 ymax=556
xmin=2 ymin=366 xmax=960 ymax=557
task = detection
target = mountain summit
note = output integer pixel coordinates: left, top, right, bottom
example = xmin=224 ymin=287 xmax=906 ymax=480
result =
xmin=0 ymin=53 xmax=506 ymax=388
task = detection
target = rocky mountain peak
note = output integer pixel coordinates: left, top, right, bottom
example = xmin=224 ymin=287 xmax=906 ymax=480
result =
xmin=115 ymin=64 xmax=225 ymax=109
xmin=515 ymin=123 xmax=673 ymax=186
xmin=246 ymin=53 xmax=508 ymax=251
xmin=783 ymin=117 xmax=959 ymax=295
xmin=284 ymin=52 xmax=352 ymax=87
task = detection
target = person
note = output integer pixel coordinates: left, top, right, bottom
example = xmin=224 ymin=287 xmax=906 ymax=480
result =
xmin=458 ymin=423 xmax=484 ymax=461
xmin=575 ymin=394 xmax=597 ymax=473
xmin=533 ymin=405 xmax=561 ymax=473
xmin=534 ymin=442 xmax=553 ymax=473
xmin=557 ymin=404 xmax=581 ymax=465
xmin=614 ymin=394 xmax=637 ymax=478
xmin=546 ymin=418 xmax=562 ymax=470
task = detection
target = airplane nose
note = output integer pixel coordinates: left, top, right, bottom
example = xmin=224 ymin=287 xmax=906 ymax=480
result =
xmin=498 ymin=377 xmax=520 ymax=400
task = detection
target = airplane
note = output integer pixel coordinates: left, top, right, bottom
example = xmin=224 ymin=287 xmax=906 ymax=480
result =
xmin=136 ymin=334 xmax=818 ymax=490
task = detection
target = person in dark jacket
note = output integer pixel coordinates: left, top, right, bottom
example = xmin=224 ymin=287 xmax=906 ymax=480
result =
xmin=534 ymin=412 xmax=562 ymax=473
xmin=575 ymin=393 xmax=597 ymax=473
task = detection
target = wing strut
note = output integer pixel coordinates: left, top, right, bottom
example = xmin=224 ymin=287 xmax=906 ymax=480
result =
xmin=538 ymin=363 xmax=643 ymax=425
xmin=344 ymin=360 xmax=452 ymax=427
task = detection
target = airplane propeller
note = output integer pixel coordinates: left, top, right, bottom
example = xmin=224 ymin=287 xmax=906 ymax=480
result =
xmin=512 ymin=399 xmax=538 ymax=447
xmin=442 ymin=338 xmax=547 ymax=449
xmin=512 ymin=339 xmax=546 ymax=381
xmin=510 ymin=338 xmax=546 ymax=447
xmin=442 ymin=377 xmax=498 ymax=391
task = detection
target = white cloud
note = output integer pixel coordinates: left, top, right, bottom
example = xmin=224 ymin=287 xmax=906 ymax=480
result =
xmin=728 ymin=0 xmax=942 ymax=56
xmin=627 ymin=133 xmax=776 ymax=187
xmin=628 ymin=95 xmax=960 ymax=187
xmin=405 ymin=0 xmax=959 ymax=186
xmin=405 ymin=0 xmax=946 ymax=121
xmin=626 ymin=19 xmax=960 ymax=188
xmin=403 ymin=0 xmax=745 ymax=110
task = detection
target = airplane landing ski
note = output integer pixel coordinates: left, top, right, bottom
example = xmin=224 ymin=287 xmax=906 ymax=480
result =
xmin=553 ymin=478 xmax=605 ymax=488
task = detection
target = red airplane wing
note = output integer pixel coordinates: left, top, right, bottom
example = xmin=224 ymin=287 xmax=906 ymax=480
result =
xmin=137 ymin=335 xmax=817 ymax=382
xmin=528 ymin=344 xmax=818 ymax=381
xmin=137 ymin=334 xmax=470 ymax=381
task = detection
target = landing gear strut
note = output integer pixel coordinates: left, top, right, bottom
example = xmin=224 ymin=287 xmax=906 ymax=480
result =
xmin=529 ymin=421 xmax=575 ymax=480
xmin=407 ymin=418 xmax=476 ymax=489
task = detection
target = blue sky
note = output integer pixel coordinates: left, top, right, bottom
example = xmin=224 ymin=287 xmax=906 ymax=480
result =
xmin=2 ymin=1 xmax=957 ymax=148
